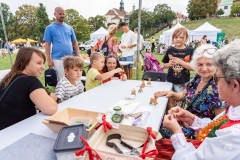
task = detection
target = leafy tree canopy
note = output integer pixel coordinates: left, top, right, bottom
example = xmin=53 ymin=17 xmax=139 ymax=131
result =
xmin=187 ymin=0 xmax=218 ymax=20
xmin=10 ymin=4 xmax=37 ymax=40
xmin=65 ymin=9 xmax=90 ymax=42
xmin=231 ymin=2 xmax=240 ymax=16
xmin=35 ymin=3 xmax=49 ymax=41
xmin=88 ymin=15 xmax=106 ymax=32
xmin=0 ymin=3 xmax=14 ymax=40
xmin=153 ymin=4 xmax=175 ymax=24
xmin=217 ymin=8 xmax=224 ymax=16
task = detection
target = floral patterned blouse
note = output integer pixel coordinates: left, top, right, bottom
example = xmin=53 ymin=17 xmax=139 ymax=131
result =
xmin=183 ymin=74 xmax=224 ymax=119
xmin=160 ymin=74 xmax=224 ymax=139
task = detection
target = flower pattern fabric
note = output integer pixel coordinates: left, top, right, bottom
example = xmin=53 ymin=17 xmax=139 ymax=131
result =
xmin=160 ymin=74 xmax=224 ymax=139
xmin=183 ymin=74 xmax=224 ymax=119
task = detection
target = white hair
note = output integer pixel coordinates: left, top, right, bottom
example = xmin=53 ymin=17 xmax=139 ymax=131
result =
xmin=190 ymin=44 xmax=217 ymax=71
xmin=213 ymin=39 xmax=240 ymax=83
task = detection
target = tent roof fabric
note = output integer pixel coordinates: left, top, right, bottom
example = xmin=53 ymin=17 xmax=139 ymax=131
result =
xmin=162 ymin=23 xmax=189 ymax=46
xmin=193 ymin=22 xmax=221 ymax=32
xmin=163 ymin=23 xmax=188 ymax=34
xmin=90 ymin=27 xmax=108 ymax=35
xmin=90 ymin=27 xmax=109 ymax=42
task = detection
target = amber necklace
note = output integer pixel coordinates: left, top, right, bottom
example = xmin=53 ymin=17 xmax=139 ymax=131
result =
xmin=197 ymin=115 xmax=228 ymax=142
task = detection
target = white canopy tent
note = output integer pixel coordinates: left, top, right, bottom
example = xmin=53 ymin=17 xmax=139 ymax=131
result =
xmin=189 ymin=22 xmax=222 ymax=42
xmin=90 ymin=27 xmax=109 ymax=42
xmin=162 ymin=23 xmax=189 ymax=46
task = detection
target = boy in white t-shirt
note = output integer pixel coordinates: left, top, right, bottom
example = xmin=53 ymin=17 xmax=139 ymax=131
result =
xmin=55 ymin=56 xmax=84 ymax=102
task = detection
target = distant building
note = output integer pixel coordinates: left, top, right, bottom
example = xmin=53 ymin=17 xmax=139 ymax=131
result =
xmin=172 ymin=12 xmax=188 ymax=24
xmin=218 ymin=0 xmax=234 ymax=16
xmin=105 ymin=0 xmax=129 ymax=26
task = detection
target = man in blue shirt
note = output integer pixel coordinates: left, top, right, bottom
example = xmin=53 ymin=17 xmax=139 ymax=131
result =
xmin=44 ymin=7 xmax=83 ymax=81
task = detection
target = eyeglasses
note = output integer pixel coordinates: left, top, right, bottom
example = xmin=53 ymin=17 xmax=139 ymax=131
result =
xmin=200 ymin=48 xmax=217 ymax=55
xmin=213 ymin=74 xmax=226 ymax=85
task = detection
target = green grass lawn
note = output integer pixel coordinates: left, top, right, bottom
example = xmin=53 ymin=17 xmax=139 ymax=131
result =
xmin=146 ymin=17 xmax=240 ymax=41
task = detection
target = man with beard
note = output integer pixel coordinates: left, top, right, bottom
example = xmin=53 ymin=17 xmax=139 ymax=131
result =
xmin=44 ymin=7 xmax=82 ymax=81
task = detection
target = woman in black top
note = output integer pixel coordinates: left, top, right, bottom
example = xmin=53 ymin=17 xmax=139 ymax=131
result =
xmin=0 ymin=47 xmax=58 ymax=130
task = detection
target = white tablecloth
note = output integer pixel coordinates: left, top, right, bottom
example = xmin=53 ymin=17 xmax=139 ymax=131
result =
xmin=0 ymin=80 xmax=172 ymax=150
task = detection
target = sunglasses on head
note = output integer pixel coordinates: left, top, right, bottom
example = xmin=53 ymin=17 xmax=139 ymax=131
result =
xmin=200 ymin=48 xmax=217 ymax=55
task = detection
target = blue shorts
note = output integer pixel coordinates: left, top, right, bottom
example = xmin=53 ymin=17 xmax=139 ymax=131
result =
xmin=120 ymin=56 xmax=134 ymax=67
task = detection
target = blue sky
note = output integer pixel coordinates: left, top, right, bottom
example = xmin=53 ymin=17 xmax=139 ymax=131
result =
xmin=1 ymin=0 xmax=189 ymax=19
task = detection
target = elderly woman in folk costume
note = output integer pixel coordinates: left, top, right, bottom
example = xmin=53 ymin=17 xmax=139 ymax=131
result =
xmin=155 ymin=44 xmax=225 ymax=139
xmin=155 ymin=40 xmax=240 ymax=160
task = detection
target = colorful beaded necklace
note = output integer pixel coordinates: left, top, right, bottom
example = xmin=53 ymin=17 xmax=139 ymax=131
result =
xmin=197 ymin=115 xmax=228 ymax=142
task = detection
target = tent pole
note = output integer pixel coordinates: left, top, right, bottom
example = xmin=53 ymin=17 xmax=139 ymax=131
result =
xmin=0 ymin=3 xmax=12 ymax=65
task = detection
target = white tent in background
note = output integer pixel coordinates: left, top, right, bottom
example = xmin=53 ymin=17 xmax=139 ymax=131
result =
xmin=90 ymin=27 xmax=109 ymax=42
xmin=189 ymin=22 xmax=222 ymax=42
xmin=162 ymin=23 xmax=189 ymax=46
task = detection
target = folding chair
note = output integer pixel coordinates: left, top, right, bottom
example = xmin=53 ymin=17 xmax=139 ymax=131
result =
xmin=142 ymin=71 xmax=168 ymax=82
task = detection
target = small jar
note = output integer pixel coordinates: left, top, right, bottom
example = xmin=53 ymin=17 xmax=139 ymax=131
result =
xmin=111 ymin=106 xmax=123 ymax=123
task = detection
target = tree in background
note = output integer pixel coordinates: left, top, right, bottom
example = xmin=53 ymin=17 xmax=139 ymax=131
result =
xmin=217 ymin=8 xmax=224 ymax=16
xmin=153 ymin=4 xmax=175 ymax=25
xmin=187 ymin=0 xmax=218 ymax=20
xmin=129 ymin=9 xmax=155 ymax=36
xmin=231 ymin=2 xmax=240 ymax=17
xmin=65 ymin=9 xmax=90 ymax=42
xmin=0 ymin=3 xmax=14 ymax=40
xmin=88 ymin=15 xmax=106 ymax=32
xmin=10 ymin=4 xmax=37 ymax=39
xmin=35 ymin=3 xmax=49 ymax=41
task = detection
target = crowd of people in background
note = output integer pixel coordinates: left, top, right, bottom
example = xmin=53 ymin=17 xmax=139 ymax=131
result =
xmin=1 ymin=6 xmax=240 ymax=160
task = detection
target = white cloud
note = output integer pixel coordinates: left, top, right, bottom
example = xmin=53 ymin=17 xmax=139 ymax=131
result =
xmin=1 ymin=0 xmax=189 ymax=19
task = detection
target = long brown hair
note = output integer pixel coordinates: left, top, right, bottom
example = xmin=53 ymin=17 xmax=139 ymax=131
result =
xmin=102 ymin=54 xmax=121 ymax=73
xmin=0 ymin=47 xmax=46 ymax=88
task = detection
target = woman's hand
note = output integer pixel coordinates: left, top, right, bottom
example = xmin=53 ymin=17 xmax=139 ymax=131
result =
xmin=154 ymin=91 xmax=174 ymax=98
xmin=168 ymin=107 xmax=195 ymax=126
xmin=163 ymin=114 xmax=182 ymax=134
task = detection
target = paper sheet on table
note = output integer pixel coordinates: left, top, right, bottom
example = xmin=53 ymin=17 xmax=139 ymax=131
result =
xmin=110 ymin=100 xmax=140 ymax=114
xmin=134 ymin=105 xmax=153 ymax=113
